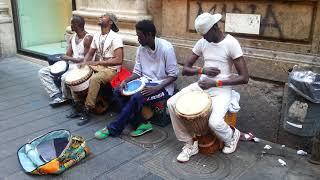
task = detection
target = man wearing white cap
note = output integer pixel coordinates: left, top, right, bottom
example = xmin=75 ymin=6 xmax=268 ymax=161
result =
xmin=167 ymin=12 xmax=249 ymax=162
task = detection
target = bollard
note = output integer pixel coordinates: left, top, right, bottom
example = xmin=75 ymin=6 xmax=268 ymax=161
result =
xmin=309 ymin=133 xmax=320 ymax=165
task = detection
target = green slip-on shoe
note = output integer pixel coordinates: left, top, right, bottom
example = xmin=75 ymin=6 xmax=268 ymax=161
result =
xmin=130 ymin=122 xmax=153 ymax=137
xmin=95 ymin=127 xmax=110 ymax=139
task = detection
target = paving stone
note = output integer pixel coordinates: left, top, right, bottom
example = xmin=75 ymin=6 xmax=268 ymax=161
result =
xmin=96 ymin=162 xmax=150 ymax=180
xmin=59 ymin=142 xmax=144 ymax=179
xmin=120 ymin=125 xmax=173 ymax=149
xmin=0 ymin=100 xmax=52 ymax=121
xmin=0 ymin=106 xmax=69 ymax=131
xmin=0 ymin=110 xmax=71 ymax=144
xmin=140 ymin=173 xmax=165 ymax=180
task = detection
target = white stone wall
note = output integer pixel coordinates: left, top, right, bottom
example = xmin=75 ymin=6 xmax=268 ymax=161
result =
xmin=0 ymin=0 xmax=16 ymax=58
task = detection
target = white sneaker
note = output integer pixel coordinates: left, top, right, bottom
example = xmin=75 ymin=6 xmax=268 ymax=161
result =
xmin=222 ymin=128 xmax=240 ymax=154
xmin=177 ymin=141 xmax=199 ymax=162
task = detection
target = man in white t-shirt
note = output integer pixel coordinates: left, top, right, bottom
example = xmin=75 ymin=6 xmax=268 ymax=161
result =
xmin=94 ymin=20 xmax=179 ymax=139
xmin=71 ymin=13 xmax=124 ymax=126
xmin=167 ymin=13 xmax=249 ymax=162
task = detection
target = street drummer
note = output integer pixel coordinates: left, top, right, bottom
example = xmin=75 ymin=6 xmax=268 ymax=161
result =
xmin=94 ymin=20 xmax=179 ymax=139
xmin=71 ymin=13 xmax=124 ymax=126
xmin=167 ymin=13 xmax=249 ymax=162
xmin=38 ymin=15 xmax=93 ymax=107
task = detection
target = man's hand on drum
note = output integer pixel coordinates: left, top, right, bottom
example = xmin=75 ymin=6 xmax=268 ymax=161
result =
xmin=141 ymin=86 xmax=161 ymax=97
xmin=202 ymin=67 xmax=220 ymax=77
xmin=198 ymin=79 xmax=216 ymax=90
xmin=119 ymin=81 xmax=128 ymax=91
xmin=60 ymin=55 xmax=70 ymax=61
xmin=82 ymin=61 xmax=98 ymax=66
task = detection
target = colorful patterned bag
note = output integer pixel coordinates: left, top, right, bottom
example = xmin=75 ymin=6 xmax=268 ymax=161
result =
xmin=17 ymin=129 xmax=90 ymax=175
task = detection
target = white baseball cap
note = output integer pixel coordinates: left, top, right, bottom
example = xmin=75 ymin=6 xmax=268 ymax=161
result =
xmin=194 ymin=12 xmax=222 ymax=35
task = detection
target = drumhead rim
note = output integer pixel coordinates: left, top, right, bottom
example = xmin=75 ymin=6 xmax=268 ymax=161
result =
xmin=122 ymin=79 xmax=146 ymax=96
xmin=50 ymin=61 xmax=69 ymax=76
xmin=65 ymin=67 xmax=93 ymax=86
xmin=175 ymin=91 xmax=212 ymax=117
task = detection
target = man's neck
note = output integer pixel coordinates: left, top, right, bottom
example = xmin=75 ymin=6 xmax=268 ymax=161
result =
xmin=101 ymin=27 xmax=111 ymax=35
xmin=215 ymin=32 xmax=225 ymax=43
xmin=147 ymin=38 xmax=156 ymax=51
xmin=76 ymin=30 xmax=86 ymax=39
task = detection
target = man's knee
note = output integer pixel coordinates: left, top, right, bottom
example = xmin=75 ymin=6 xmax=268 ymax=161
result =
xmin=131 ymin=92 xmax=144 ymax=102
xmin=208 ymin=115 xmax=227 ymax=131
xmin=167 ymin=95 xmax=176 ymax=108
xmin=38 ymin=67 xmax=49 ymax=76
xmin=113 ymin=87 xmax=122 ymax=96
xmin=89 ymin=74 xmax=105 ymax=87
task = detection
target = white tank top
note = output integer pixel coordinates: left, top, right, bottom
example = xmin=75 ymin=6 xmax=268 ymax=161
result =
xmin=71 ymin=33 xmax=92 ymax=61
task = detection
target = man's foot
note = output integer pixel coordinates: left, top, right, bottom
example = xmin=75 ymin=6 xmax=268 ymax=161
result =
xmin=130 ymin=122 xmax=153 ymax=137
xmin=49 ymin=97 xmax=67 ymax=107
xmin=77 ymin=107 xmax=90 ymax=126
xmin=95 ymin=127 xmax=110 ymax=139
xmin=66 ymin=110 xmax=81 ymax=118
xmin=222 ymin=127 xmax=240 ymax=154
xmin=177 ymin=141 xmax=199 ymax=163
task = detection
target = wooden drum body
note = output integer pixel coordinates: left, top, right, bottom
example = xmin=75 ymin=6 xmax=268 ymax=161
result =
xmin=65 ymin=65 xmax=93 ymax=93
xmin=175 ymin=91 xmax=212 ymax=136
xmin=197 ymin=112 xmax=237 ymax=155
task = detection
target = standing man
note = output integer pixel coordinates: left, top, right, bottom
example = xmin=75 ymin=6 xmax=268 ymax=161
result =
xmin=39 ymin=15 xmax=93 ymax=106
xmin=167 ymin=13 xmax=249 ymax=162
xmin=72 ymin=13 xmax=124 ymax=126
xmin=94 ymin=20 xmax=179 ymax=139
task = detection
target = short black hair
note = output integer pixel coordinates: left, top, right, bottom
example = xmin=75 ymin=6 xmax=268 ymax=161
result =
xmin=72 ymin=15 xmax=85 ymax=29
xmin=135 ymin=20 xmax=156 ymax=37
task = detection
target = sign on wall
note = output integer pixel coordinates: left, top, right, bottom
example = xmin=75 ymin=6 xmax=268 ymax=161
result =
xmin=225 ymin=13 xmax=260 ymax=35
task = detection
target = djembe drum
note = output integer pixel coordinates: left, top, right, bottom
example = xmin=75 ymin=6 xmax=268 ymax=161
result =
xmin=175 ymin=91 xmax=237 ymax=155
xmin=65 ymin=65 xmax=110 ymax=114
xmin=65 ymin=65 xmax=93 ymax=94
xmin=50 ymin=60 xmax=69 ymax=87
xmin=122 ymin=79 xmax=146 ymax=96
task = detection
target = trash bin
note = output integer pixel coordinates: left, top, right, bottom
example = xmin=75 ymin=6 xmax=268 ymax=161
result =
xmin=283 ymin=66 xmax=320 ymax=137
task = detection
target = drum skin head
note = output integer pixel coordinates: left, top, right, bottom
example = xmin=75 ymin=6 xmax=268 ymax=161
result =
xmin=50 ymin=61 xmax=68 ymax=76
xmin=122 ymin=80 xmax=145 ymax=96
xmin=175 ymin=91 xmax=211 ymax=116
xmin=65 ymin=65 xmax=91 ymax=84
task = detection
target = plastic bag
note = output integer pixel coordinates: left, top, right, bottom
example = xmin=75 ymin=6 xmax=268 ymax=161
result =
xmin=288 ymin=66 xmax=320 ymax=103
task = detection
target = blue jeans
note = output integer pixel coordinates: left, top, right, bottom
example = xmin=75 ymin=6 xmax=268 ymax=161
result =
xmin=107 ymin=83 xmax=170 ymax=136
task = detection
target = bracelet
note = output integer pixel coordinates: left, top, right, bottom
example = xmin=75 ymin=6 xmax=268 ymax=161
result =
xmin=216 ymin=80 xmax=223 ymax=87
xmin=198 ymin=67 xmax=202 ymax=75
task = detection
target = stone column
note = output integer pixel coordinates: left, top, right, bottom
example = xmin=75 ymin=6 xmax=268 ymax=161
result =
xmin=0 ymin=0 xmax=16 ymax=57
xmin=73 ymin=0 xmax=152 ymax=45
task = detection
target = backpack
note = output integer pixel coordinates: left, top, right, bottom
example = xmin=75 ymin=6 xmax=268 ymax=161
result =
xmin=17 ymin=129 xmax=90 ymax=175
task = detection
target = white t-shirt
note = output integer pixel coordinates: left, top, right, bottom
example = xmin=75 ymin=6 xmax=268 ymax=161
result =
xmin=192 ymin=34 xmax=243 ymax=83
xmin=91 ymin=30 xmax=123 ymax=71
xmin=133 ymin=37 xmax=179 ymax=95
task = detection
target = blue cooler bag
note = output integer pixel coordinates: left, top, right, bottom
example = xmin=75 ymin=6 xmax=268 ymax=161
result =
xmin=17 ymin=129 xmax=90 ymax=175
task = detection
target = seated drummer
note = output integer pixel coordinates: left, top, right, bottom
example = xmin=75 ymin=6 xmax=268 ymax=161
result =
xmin=167 ymin=13 xmax=249 ymax=162
xmin=38 ymin=15 xmax=93 ymax=106
xmin=70 ymin=13 xmax=124 ymax=126
xmin=94 ymin=20 xmax=179 ymax=139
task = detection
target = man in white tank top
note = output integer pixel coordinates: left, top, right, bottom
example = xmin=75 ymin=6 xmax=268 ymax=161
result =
xmin=38 ymin=15 xmax=93 ymax=107
xmin=167 ymin=13 xmax=249 ymax=162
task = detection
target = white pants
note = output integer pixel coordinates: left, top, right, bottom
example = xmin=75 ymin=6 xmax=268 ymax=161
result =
xmin=38 ymin=64 xmax=76 ymax=99
xmin=167 ymin=83 xmax=233 ymax=143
